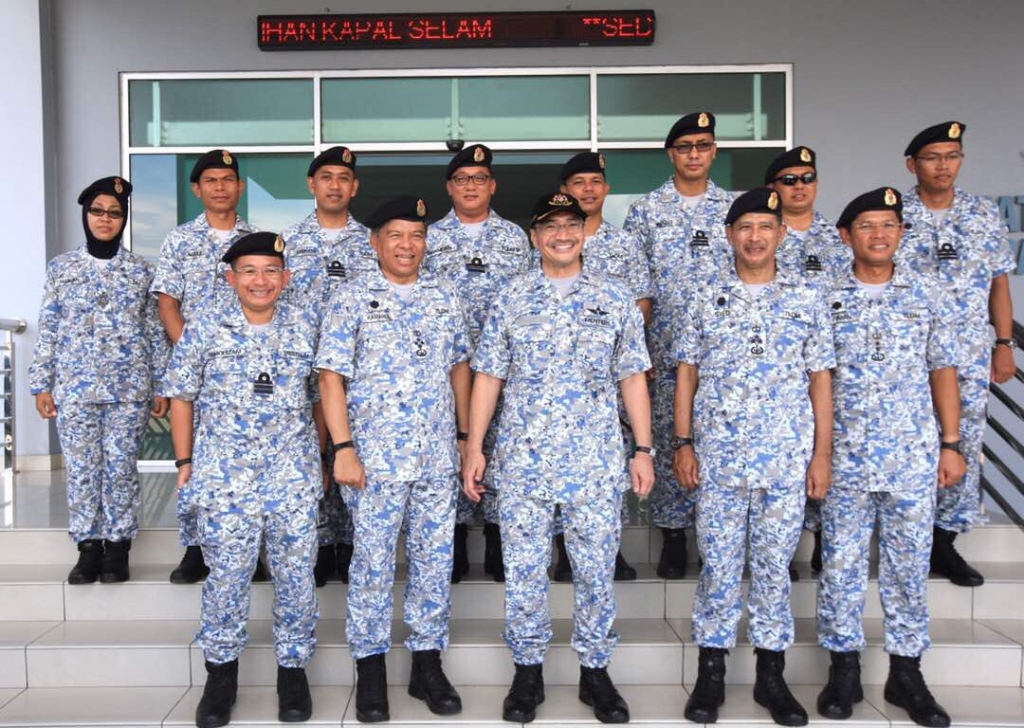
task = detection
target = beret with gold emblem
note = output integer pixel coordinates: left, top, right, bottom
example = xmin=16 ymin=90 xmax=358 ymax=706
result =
xmin=190 ymin=148 xmax=239 ymax=184
xmin=364 ymin=196 xmax=429 ymax=230
xmin=530 ymin=191 xmax=587 ymax=227
xmin=664 ymin=111 xmax=716 ymax=148
xmin=836 ymin=187 xmax=903 ymax=229
xmin=764 ymin=146 xmax=817 ymax=185
xmin=307 ymin=146 xmax=357 ymax=177
xmin=904 ymin=121 xmax=966 ymax=157
xmin=725 ymin=187 xmax=782 ymax=226
xmin=559 ymin=152 xmax=607 ymax=182
xmin=445 ymin=144 xmax=493 ymax=179
xmin=77 ymin=176 xmax=133 ymax=209
xmin=221 ymin=231 xmax=285 ymax=264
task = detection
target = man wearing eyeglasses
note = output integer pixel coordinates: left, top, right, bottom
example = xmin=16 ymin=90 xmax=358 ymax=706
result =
xmin=896 ymin=122 xmax=1017 ymax=588
xmin=464 ymin=191 xmax=653 ymax=724
xmin=624 ymin=111 xmax=734 ymax=579
xmin=426 ymin=144 xmax=532 ymax=584
xmin=765 ymin=147 xmax=851 ymax=580
xmin=151 ymin=149 xmax=259 ymax=585
xmin=163 ymin=232 xmax=320 ymax=726
xmin=282 ymin=146 xmax=372 ymax=589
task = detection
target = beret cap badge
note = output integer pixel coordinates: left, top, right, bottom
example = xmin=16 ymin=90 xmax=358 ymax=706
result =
xmin=948 ymin=122 xmax=962 ymax=140
xmin=884 ymin=188 xmax=898 ymax=206
xmin=114 ymin=178 xmax=124 ymax=194
xmin=698 ymin=112 xmax=710 ymax=128
xmin=273 ymin=235 xmax=285 ymax=253
xmin=551 ymin=193 xmax=572 ymax=206
xmin=598 ymin=153 xmax=606 ymax=169
xmin=416 ymin=199 xmax=427 ymax=217
xmin=342 ymin=148 xmax=353 ymax=164
xmin=800 ymin=148 xmax=812 ymax=163
xmin=473 ymin=146 xmax=485 ymax=163
xmin=768 ymin=191 xmax=779 ymax=210
xmin=222 ymin=151 xmax=233 ymax=165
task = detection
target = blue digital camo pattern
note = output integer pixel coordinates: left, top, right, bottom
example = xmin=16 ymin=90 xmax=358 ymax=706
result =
xmin=281 ymin=210 xmax=370 ymax=547
xmin=581 ymin=221 xmax=653 ymax=302
xmin=777 ymin=211 xmax=851 ymax=288
xmin=151 ymin=212 xmax=256 ymax=546
xmin=676 ymin=269 xmax=834 ymax=650
xmin=624 ymin=179 xmax=733 ymax=529
xmin=897 ymin=187 xmax=1017 ymax=532
xmin=161 ymin=298 xmax=322 ymax=666
xmin=29 ymin=246 xmax=169 ymax=543
xmin=692 ymin=482 xmax=804 ymax=649
xmin=472 ymin=269 xmax=650 ymax=503
xmin=342 ymin=477 xmax=456 ymax=659
xmin=315 ymin=268 xmax=470 ymax=658
xmin=427 ymin=208 xmax=532 ymax=525
xmin=817 ymin=267 xmax=958 ymax=657
xmin=500 ymin=489 xmax=620 ymax=667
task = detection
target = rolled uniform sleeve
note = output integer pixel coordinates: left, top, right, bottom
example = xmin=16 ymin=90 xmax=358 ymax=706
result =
xmin=612 ymin=301 xmax=651 ymax=380
xmin=150 ymin=230 xmax=185 ymax=301
xmin=314 ymin=286 xmax=358 ymax=379
xmin=980 ymin=198 xmax=1017 ymax=277
xmin=470 ymin=292 xmax=511 ymax=381
xmin=804 ymin=291 xmax=837 ymax=372
xmin=28 ymin=261 xmax=61 ymax=395
xmin=926 ymin=289 xmax=960 ymax=371
xmin=144 ymin=262 xmax=171 ymax=393
xmin=160 ymin=320 xmax=205 ymax=401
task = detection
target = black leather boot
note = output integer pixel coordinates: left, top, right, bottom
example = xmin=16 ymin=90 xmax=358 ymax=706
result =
xmin=684 ymin=647 xmax=727 ymax=723
xmin=408 ymin=649 xmax=462 ymax=715
xmin=170 ymin=545 xmax=209 ymax=584
xmin=68 ymin=539 xmax=104 ymax=585
xmin=252 ymin=557 xmax=268 ymax=583
xmin=656 ymin=528 xmax=687 ymax=579
xmin=930 ymin=526 xmax=983 ymax=587
xmin=277 ymin=665 xmax=312 ymax=722
xmin=355 ymin=653 xmax=389 ymax=723
xmin=99 ymin=539 xmax=130 ymax=583
xmin=884 ymin=654 xmax=951 ymax=727
xmin=579 ymin=665 xmax=630 ymax=723
xmin=451 ymin=524 xmax=469 ymax=584
xmin=811 ymin=529 xmax=823 ymax=574
xmin=314 ymin=544 xmax=336 ymax=588
xmin=817 ymin=651 xmax=863 ymax=719
xmin=753 ymin=648 xmax=808 ymax=726
xmin=195 ymin=659 xmax=238 ymax=728
xmin=483 ymin=522 xmax=505 ymax=582
xmin=553 ymin=534 xmax=573 ymax=582
xmin=614 ymin=550 xmax=637 ymax=581
xmin=338 ymin=542 xmax=353 ymax=584
xmin=502 ymin=663 xmax=545 ymax=723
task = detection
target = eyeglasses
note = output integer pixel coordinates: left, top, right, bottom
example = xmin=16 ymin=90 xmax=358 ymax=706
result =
xmin=915 ymin=152 xmax=964 ymax=164
xmin=774 ymin=172 xmax=818 ymax=186
xmin=233 ymin=265 xmax=285 ymax=278
xmin=853 ymin=221 xmax=901 ymax=233
xmin=87 ymin=207 xmax=125 ymax=220
xmin=451 ymin=173 xmax=492 ymax=187
xmin=537 ymin=220 xmax=584 ymax=235
xmin=671 ymin=141 xmax=715 ymax=154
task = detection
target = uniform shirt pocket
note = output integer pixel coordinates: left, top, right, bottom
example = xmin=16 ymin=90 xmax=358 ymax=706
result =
xmin=576 ymin=326 xmax=616 ymax=378
xmin=510 ymin=317 xmax=552 ymax=381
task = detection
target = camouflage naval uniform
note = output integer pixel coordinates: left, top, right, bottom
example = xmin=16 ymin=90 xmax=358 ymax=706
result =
xmin=29 ymin=246 xmax=168 ymax=543
xmin=472 ymin=269 xmax=650 ymax=667
xmin=553 ymin=220 xmax=652 ymax=536
xmin=161 ymin=298 xmax=321 ymax=667
xmin=426 ymin=208 xmax=531 ymax=525
xmin=818 ymin=268 xmax=958 ymax=656
xmin=897 ymin=187 xmax=1016 ymax=532
xmin=624 ymin=179 xmax=733 ymax=530
xmin=151 ymin=212 xmax=256 ymax=547
xmin=315 ymin=268 xmax=471 ymax=659
xmin=282 ymin=211 xmax=373 ymax=549
xmin=676 ymin=269 xmax=834 ymax=650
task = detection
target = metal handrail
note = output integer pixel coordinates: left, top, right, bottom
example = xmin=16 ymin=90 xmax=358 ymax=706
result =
xmin=0 ymin=319 xmax=26 ymax=334
xmin=982 ymin=444 xmax=1024 ymax=499
xmin=981 ymin=476 xmax=1024 ymax=528
xmin=1 ymin=318 xmax=26 ymax=472
xmin=986 ymin=416 xmax=1024 ymax=461
xmin=981 ymin=319 xmax=1024 ymax=527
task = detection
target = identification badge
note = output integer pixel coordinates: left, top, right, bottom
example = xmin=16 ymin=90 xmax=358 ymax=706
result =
xmin=412 ymin=329 xmax=428 ymax=358
xmin=805 ymin=255 xmax=823 ymax=272
xmin=327 ymin=260 xmax=346 ymax=278
xmin=466 ymin=257 xmax=488 ymax=274
xmin=690 ymin=230 xmax=709 ymax=248
xmin=749 ymin=325 xmax=765 ymax=356
xmin=254 ymin=372 xmax=274 ymax=396
xmin=937 ymin=242 xmax=959 ymax=261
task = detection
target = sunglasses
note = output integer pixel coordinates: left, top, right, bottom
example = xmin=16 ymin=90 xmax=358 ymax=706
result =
xmin=773 ymin=172 xmax=817 ymax=186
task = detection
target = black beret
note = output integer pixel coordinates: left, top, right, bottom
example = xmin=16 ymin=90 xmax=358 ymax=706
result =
xmin=221 ymin=232 xmax=285 ymax=264
xmin=836 ymin=187 xmax=903 ymax=229
xmin=530 ymin=191 xmax=586 ymax=228
xmin=904 ymin=121 xmax=965 ymax=157
xmin=190 ymin=149 xmax=239 ymax=184
xmin=664 ymin=111 xmax=716 ymax=147
xmin=77 ymin=176 xmax=132 ymax=207
xmin=764 ymin=147 xmax=817 ymax=185
xmin=308 ymin=146 xmax=357 ymax=177
xmin=364 ymin=196 xmax=429 ymax=230
xmin=724 ymin=187 xmax=782 ymax=226
xmin=445 ymin=144 xmax=492 ymax=179
xmin=560 ymin=152 xmax=607 ymax=182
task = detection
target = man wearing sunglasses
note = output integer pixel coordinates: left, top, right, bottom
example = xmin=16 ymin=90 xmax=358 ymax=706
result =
xmin=426 ymin=144 xmax=533 ymax=584
xmin=765 ymin=147 xmax=851 ymax=580
xmin=624 ymin=111 xmax=734 ymax=580
xmin=896 ymin=122 xmax=1017 ymax=589
xmin=151 ymin=149 xmax=260 ymax=585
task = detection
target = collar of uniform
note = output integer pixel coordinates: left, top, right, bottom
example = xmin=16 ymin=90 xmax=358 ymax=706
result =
xmin=655 ymin=177 xmax=728 ymax=205
xmin=193 ymin=211 xmax=254 ymax=237
xmin=903 ymin=185 xmax=967 ymax=222
xmin=839 ymin=264 xmax=911 ymax=291
xmin=436 ymin=207 xmax=494 ymax=231
xmin=299 ymin=210 xmax=368 ymax=236
xmin=723 ymin=265 xmax=793 ymax=302
xmin=364 ymin=266 xmax=437 ymax=292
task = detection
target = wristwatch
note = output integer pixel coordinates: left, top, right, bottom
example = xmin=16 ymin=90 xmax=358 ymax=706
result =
xmin=673 ymin=436 xmax=694 ymax=451
xmin=995 ymin=338 xmax=1018 ymax=350
xmin=940 ymin=440 xmax=963 ymax=455
xmin=332 ymin=440 xmax=355 ymax=453
xmin=635 ymin=445 xmax=656 ymax=457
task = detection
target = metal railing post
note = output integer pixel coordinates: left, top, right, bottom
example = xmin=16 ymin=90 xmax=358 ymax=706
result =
xmin=0 ymin=318 xmax=27 ymax=473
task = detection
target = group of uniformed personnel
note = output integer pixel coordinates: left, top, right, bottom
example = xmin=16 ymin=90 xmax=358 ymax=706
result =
xmin=29 ymin=110 xmax=1017 ymax=728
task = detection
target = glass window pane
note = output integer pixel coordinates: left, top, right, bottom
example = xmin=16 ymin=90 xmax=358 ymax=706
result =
xmin=128 ymin=79 xmax=314 ymax=147
xmin=597 ymin=73 xmax=787 ymax=143
xmin=322 ymin=76 xmax=589 ymax=144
